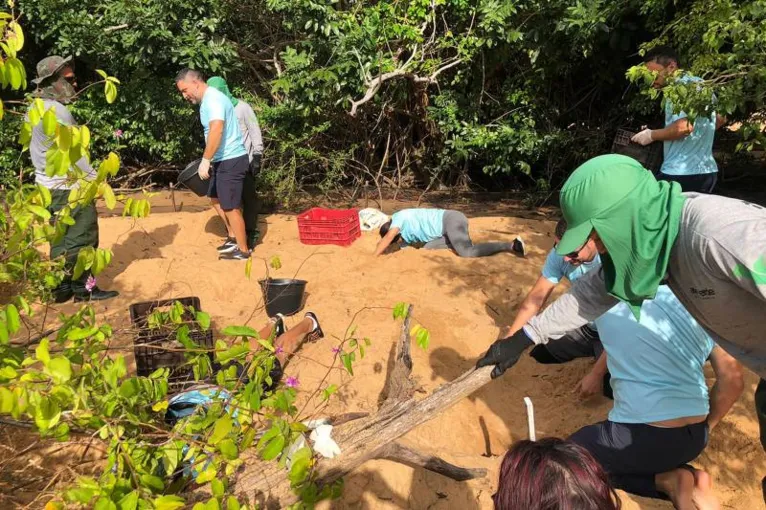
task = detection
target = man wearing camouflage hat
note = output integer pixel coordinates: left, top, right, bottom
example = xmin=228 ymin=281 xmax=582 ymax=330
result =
xmin=29 ymin=56 xmax=118 ymax=302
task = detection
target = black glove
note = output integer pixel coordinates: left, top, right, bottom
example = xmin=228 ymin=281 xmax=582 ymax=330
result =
xmin=249 ymin=153 xmax=262 ymax=176
xmin=476 ymin=329 xmax=534 ymax=379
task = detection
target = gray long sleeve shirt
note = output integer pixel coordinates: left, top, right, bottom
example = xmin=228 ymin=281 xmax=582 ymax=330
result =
xmin=525 ymin=193 xmax=766 ymax=378
xmin=233 ymin=100 xmax=263 ymax=161
xmin=29 ymin=99 xmax=96 ymax=190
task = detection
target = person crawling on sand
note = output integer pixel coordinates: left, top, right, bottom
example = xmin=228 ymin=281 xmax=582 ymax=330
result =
xmin=375 ymin=208 xmax=526 ymax=258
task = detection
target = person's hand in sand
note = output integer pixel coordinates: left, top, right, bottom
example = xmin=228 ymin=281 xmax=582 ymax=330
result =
xmin=476 ymin=329 xmax=534 ymax=379
xmin=575 ymin=354 xmax=607 ymax=399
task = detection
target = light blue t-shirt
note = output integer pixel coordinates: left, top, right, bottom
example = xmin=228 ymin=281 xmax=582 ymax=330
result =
xmin=596 ymin=286 xmax=715 ymax=424
xmin=661 ymin=75 xmax=718 ymax=176
xmin=390 ymin=209 xmax=445 ymax=245
xmin=541 ymin=249 xmax=601 ymax=284
xmin=199 ymin=87 xmax=247 ymax=163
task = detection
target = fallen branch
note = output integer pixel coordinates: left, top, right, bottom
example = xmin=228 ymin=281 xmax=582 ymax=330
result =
xmin=377 ymin=442 xmax=487 ymax=482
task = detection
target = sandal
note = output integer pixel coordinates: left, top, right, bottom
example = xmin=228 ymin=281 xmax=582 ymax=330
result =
xmin=305 ymin=312 xmax=324 ymax=343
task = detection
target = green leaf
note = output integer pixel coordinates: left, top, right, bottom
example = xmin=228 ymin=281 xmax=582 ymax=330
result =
xmin=415 ymin=327 xmax=430 ymax=350
xmin=393 ymin=302 xmax=407 ymax=320
xmin=225 ymin=497 xmax=241 ymax=510
xmin=288 ymin=447 xmax=313 ymax=486
xmin=260 ymin=434 xmax=285 ymax=461
xmin=49 ymin=357 xmax=72 ymax=384
xmin=36 ymin=338 xmax=51 ymax=366
xmin=94 ymin=497 xmax=117 ymax=510
xmin=321 ymin=384 xmax=338 ymax=401
xmin=95 ymin=69 xmax=108 ymax=80
xmin=196 ymin=311 xmax=211 ymax=330
xmin=27 ymin=204 xmax=51 ymax=221
xmin=269 ymin=256 xmax=282 ymax=270
xmin=153 ymin=495 xmax=186 ymax=510
xmin=240 ymin=427 xmax=256 ymax=450
xmin=0 ymin=386 xmax=15 ymax=413
xmin=244 ymin=257 xmax=252 ymax=279
xmin=211 ymin=479 xmax=225 ymax=499
xmin=102 ymin=184 xmax=116 ymax=210
xmin=105 ymin=81 xmax=118 ymax=104
xmin=152 ymin=400 xmax=169 ymax=412
xmin=221 ymin=325 xmax=259 ymax=338
xmin=340 ymin=353 xmax=353 ymax=375
xmin=140 ymin=474 xmax=164 ymax=493
xmin=34 ymin=398 xmax=61 ymax=432
xmin=8 ymin=22 xmax=24 ymax=52
xmin=210 ymin=415 xmax=233 ymax=444
xmin=218 ymin=439 xmax=238 ymax=460
xmin=257 ymin=339 xmax=275 ymax=352
xmin=195 ymin=466 xmax=217 ymax=484
xmin=6 ymin=304 xmax=19 ymax=334
xmin=117 ymin=491 xmax=138 ymax=510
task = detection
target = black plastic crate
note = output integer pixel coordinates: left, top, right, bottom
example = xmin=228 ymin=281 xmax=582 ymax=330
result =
xmin=129 ymin=296 xmax=201 ymax=333
xmin=129 ymin=297 xmax=218 ymax=390
xmin=611 ymin=128 xmax=663 ymax=173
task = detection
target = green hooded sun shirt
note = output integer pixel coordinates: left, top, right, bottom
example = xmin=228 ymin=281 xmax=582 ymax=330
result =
xmin=555 ymin=154 xmax=687 ymax=318
xmin=206 ymin=76 xmax=239 ymax=107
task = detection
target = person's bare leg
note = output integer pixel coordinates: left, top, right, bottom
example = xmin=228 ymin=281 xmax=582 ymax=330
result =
xmin=656 ymin=469 xmax=695 ymax=510
xmin=692 ymin=469 xmax=720 ymax=510
xmin=224 ymin=208 xmax=248 ymax=252
xmin=274 ymin=318 xmax=314 ymax=366
xmin=211 ymin=199 xmax=234 ymax=238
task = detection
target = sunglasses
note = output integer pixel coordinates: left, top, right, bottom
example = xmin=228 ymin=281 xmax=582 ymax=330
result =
xmin=554 ymin=239 xmax=588 ymax=260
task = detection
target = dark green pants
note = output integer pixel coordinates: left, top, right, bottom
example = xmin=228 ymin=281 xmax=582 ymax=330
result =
xmin=49 ymin=189 xmax=99 ymax=292
xmin=243 ymin=164 xmax=260 ymax=248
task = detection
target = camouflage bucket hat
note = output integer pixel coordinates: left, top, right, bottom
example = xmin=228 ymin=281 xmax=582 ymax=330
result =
xmin=32 ymin=55 xmax=73 ymax=85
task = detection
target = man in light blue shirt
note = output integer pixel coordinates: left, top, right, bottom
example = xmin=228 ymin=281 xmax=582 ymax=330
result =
xmin=499 ymin=219 xmax=604 ymax=375
xmin=374 ymin=209 xmax=525 ymax=258
xmin=176 ymin=69 xmax=251 ymax=260
xmin=570 ymin=286 xmax=743 ymax=508
xmin=631 ymin=46 xmax=726 ymax=193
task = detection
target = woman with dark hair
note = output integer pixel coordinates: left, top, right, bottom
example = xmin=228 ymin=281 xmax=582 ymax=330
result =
xmin=494 ymin=438 xmax=620 ymax=510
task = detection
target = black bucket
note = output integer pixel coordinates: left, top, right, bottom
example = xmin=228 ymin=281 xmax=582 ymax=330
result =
xmin=177 ymin=159 xmax=209 ymax=197
xmin=259 ymin=278 xmax=307 ymax=317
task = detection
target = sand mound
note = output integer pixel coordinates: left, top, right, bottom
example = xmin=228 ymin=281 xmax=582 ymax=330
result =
xmin=3 ymin=195 xmax=764 ymax=509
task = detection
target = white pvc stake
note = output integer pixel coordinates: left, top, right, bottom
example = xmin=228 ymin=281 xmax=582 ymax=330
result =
xmin=524 ymin=397 xmax=536 ymax=442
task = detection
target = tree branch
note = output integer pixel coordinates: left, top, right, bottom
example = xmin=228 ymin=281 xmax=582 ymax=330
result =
xmin=376 ymin=442 xmax=487 ymax=482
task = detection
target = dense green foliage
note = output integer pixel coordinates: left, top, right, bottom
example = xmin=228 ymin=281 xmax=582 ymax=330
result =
xmin=4 ymin=0 xmax=766 ymax=198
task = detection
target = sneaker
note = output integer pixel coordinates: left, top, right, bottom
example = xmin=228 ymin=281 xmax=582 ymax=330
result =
xmin=270 ymin=313 xmax=288 ymax=338
xmin=219 ymin=248 xmax=251 ymax=260
xmin=304 ymin=312 xmax=324 ymax=343
xmin=512 ymin=236 xmax=526 ymax=257
xmin=217 ymin=237 xmax=237 ymax=254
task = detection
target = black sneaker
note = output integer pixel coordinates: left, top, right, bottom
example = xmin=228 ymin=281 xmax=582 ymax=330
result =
xmin=219 ymin=248 xmax=251 ymax=260
xmin=217 ymin=238 xmax=237 ymax=254
xmin=74 ymin=287 xmax=120 ymax=302
xmin=512 ymin=236 xmax=526 ymax=257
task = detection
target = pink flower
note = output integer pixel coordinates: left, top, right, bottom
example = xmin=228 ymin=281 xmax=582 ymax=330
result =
xmin=331 ymin=346 xmax=341 ymax=355
xmin=284 ymin=376 xmax=299 ymax=388
xmin=275 ymin=345 xmax=284 ymax=355
xmin=85 ymin=275 xmax=97 ymax=292
xmin=114 ymin=129 xmax=123 ymax=138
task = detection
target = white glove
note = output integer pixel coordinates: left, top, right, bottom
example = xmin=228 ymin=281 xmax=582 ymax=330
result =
xmin=198 ymin=158 xmax=211 ymax=180
xmin=631 ymin=129 xmax=654 ymax=146
xmin=309 ymin=424 xmax=341 ymax=459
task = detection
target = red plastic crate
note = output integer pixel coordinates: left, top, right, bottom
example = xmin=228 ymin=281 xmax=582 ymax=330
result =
xmin=297 ymin=208 xmax=361 ymax=246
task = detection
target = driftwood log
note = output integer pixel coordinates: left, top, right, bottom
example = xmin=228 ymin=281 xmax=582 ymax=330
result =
xmin=231 ymin=305 xmax=494 ymax=508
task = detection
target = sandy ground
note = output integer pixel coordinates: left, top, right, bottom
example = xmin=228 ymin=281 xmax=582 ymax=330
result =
xmin=2 ymin=191 xmax=765 ymax=509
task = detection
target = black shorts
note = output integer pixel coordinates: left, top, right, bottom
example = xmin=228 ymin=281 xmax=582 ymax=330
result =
xmin=207 ymin=154 xmax=249 ymax=210
xmin=657 ymin=171 xmax=717 ymax=194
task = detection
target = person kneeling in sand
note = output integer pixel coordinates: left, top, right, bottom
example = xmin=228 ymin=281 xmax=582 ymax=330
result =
xmin=375 ymin=208 xmax=525 ymax=258
xmin=567 ymin=285 xmax=743 ymax=510
xmin=503 ymin=218 xmax=609 ymax=394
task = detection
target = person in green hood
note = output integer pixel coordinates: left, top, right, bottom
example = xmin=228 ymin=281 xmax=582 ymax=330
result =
xmin=476 ymin=153 xmax=766 ymax=500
